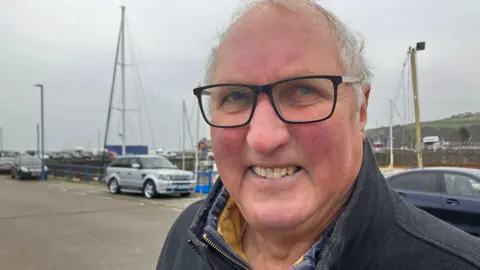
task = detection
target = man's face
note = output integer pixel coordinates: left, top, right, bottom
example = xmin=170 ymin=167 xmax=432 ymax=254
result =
xmin=210 ymin=5 xmax=369 ymax=230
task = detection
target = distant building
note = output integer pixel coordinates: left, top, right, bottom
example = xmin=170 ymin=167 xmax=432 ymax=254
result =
xmin=423 ymin=136 xmax=440 ymax=146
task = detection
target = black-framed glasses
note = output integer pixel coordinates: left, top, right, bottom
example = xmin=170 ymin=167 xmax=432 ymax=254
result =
xmin=193 ymin=75 xmax=360 ymax=128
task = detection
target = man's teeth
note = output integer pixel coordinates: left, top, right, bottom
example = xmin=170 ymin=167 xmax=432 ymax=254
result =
xmin=251 ymin=166 xmax=299 ymax=179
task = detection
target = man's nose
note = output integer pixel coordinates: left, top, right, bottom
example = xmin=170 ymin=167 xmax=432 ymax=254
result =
xmin=246 ymin=95 xmax=290 ymax=154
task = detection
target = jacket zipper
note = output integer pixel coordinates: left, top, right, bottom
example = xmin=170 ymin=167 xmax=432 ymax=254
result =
xmin=202 ymin=233 xmax=250 ymax=270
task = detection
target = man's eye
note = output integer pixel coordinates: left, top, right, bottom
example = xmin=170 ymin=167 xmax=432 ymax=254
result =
xmin=224 ymin=91 xmax=248 ymax=103
xmin=278 ymin=85 xmax=327 ymax=104
xmin=296 ymin=87 xmax=315 ymax=95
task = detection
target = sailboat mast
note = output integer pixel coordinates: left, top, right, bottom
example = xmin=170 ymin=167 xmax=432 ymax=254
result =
xmin=120 ymin=5 xmax=127 ymax=156
xmin=101 ymin=6 xmax=123 ymax=175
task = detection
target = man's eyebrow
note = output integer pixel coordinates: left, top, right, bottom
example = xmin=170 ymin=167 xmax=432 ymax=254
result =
xmin=212 ymin=69 xmax=322 ymax=85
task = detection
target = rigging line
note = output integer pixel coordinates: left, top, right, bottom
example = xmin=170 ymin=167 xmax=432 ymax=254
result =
xmin=125 ymin=16 xmax=157 ymax=149
xmin=377 ymin=53 xmax=408 ymax=127
xmin=127 ymin=17 xmax=156 ymax=148
xmin=393 ymin=102 xmax=407 ymax=147
xmin=393 ymin=101 xmax=407 ymax=125
xmin=124 ymin=15 xmax=157 ymax=101
xmin=116 ymin=116 xmax=122 ymax=139
xmin=126 ymin=114 xmax=139 ymax=143
xmin=394 ymin=52 xmax=410 ymax=106
xmin=133 ymin=58 xmax=156 ymax=149
xmin=130 ymin=69 xmax=145 ymax=144
xmin=124 ymin=15 xmax=167 ymax=122
xmin=123 ymin=26 xmax=145 ymax=145
xmin=393 ymin=102 xmax=414 ymax=148
xmin=406 ymin=57 xmax=413 ymax=125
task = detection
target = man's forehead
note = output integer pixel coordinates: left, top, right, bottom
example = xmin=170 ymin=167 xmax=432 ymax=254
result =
xmin=226 ymin=3 xmax=332 ymax=45
xmin=213 ymin=3 xmax=342 ymax=84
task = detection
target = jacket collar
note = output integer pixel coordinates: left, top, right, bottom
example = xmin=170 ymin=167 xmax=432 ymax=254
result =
xmin=188 ymin=140 xmax=398 ymax=269
xmin=315 ymin=140 xmax=398 ymax=269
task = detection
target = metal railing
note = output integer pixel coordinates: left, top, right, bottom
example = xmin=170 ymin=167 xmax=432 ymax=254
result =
xmin=49 ymin=163 xmax=105 ymax=183
xmin=48 ymin=163 xmax=219 ymax=193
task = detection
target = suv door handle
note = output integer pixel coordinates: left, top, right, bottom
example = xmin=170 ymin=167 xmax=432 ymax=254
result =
xmin=445 ymin=198 xmax=460 ymax=205
xmin=127 ymin=172 xmax=132 ymax=175
xmin=397 ymin=192 xmax=407 ymax=198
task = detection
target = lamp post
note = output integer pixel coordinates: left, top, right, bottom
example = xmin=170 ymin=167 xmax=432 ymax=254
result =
xmin=36 ymin=124 xmax=40 ymax=157
xmin=34 ymin=84 xmax=46 ymax=181
xmin=408 ymin=42 xmax=426 ymax=168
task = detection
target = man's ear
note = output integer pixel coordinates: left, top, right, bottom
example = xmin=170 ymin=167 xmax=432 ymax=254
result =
xmin=359 ymin=83 xmax=370 ymax=140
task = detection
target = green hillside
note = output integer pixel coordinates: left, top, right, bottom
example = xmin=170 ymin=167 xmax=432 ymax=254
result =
xmin=366 ymin=112 xmax=480 ymax=146
xmin=403 ymin=113 xmax=480 ymax=129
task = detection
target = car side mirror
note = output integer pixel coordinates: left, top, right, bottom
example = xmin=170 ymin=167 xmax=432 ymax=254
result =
xmin=132 ymin=163 xmax=141 ymax=169
xmin=173 ymin=165 xmax=178 ymax=169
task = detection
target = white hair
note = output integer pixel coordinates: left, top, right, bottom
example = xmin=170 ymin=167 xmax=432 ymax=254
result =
xmin=204 ymin=0 xmax=372 ymax=108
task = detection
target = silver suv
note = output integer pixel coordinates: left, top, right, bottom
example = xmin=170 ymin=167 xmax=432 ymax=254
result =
xmin=105 ymin=155 xmax=196 ymax=199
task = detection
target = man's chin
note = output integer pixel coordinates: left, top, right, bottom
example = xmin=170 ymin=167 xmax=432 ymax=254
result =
xmin=246 ymin=204 xmax=307 ymax=230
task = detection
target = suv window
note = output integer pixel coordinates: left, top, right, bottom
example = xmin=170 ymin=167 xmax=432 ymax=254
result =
xmin=389 ymin=172 xmax=438 ymax=193
xmin=444 ymin=173 xmax=480 ymax=197
xmin=109 ymin=158 xmax=122 ymax=168
xmin=110 ymin=158 xmax=131 ymax=168
xmin=122 ymin=158 xmax=133 ymax=167
xmin=140 ymin=157 xmax=175 ymax=169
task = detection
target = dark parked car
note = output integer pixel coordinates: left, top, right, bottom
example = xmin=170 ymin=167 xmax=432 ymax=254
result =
xmin=386 ymin=167 xmax=480 ymax=236
xmin=11 ymin=155 xmax=48 ymax=180
xmin=0 ymin=157 xmax=14 ymax=174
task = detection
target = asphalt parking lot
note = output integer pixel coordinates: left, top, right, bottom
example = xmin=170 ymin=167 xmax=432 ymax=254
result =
xmin=0 ymin=175 xmax=206 ymax=270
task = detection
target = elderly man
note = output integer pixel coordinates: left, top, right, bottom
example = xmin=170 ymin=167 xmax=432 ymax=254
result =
xmin=157 ymin=1 xmax=480 ymax=269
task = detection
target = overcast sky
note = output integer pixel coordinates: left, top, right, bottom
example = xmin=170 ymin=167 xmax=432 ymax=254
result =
xmin=1 ymin=0 xmax=479 ymax=152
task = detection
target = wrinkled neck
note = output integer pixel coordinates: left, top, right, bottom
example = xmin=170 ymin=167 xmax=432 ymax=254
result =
xmin=242 ymin=184 xmax=353 ymax=269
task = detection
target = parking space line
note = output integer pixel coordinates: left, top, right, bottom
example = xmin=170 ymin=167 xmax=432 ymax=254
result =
xmin=132 ymin=202 xmax=145 ymax=206
xmin=145 ymin=201 xmax=162 ymax=205
xmin=28 ymin=179 xmax=205 ymax=211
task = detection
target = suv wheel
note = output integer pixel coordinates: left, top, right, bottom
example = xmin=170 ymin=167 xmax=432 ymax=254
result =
xmin=108 ymin=179 xmax=120 ymax=194
xmin=143 ymin=180 xmax=157 ymax=199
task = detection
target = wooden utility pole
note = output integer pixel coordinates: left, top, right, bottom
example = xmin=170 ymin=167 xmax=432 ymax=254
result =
xmin=409 ymin=42 xmax=426 ymax=168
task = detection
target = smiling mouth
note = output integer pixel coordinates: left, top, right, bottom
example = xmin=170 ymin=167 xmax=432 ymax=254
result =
xmin=250 ymin=166 xmax=302 ymax=179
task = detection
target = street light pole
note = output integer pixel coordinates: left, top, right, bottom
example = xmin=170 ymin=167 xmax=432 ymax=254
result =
xmin=408 ymin=42 xmax=426 ymax=169
xmin=34 ymin=84 xmax=46 ymax=181
xmin=36 ymin=124 xmax=40 ymax=157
